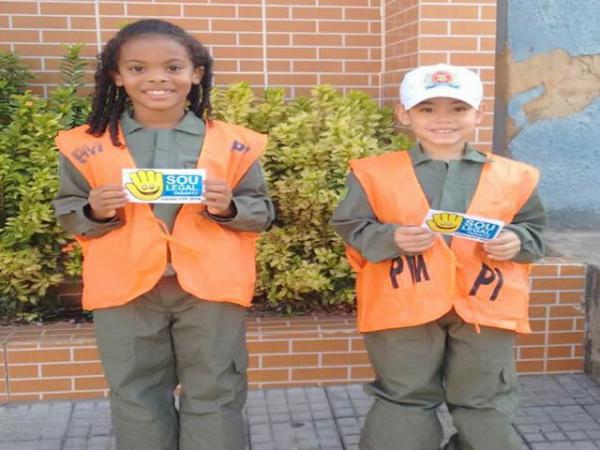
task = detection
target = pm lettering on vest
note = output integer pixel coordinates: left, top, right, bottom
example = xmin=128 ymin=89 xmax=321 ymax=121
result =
xmin=389 ymin=255 xmax=431 ymax=288
xmin=469 ymin=262 xmax=504 ymax=301
xmin=71 ymin=143 xmax=104 ymax=164
xmin=231 ymin=140 xmax=250 ymax=153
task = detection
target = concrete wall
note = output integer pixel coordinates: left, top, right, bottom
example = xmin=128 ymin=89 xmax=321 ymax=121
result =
xmin=494 ymin=0 xmax=600 ymax=228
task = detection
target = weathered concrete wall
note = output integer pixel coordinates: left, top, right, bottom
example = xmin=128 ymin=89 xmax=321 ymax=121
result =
xmin=494 ymin=0 xmax=600 ymax=228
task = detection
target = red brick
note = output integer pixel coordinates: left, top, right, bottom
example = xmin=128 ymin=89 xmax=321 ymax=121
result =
xmin=548 ymin=319 xmax=575 ymax=332
xmin=560 ymin=265 xmax=586 ymax=276
xmin=533 ymin=275 xmax=585 ymax=291
xmin=450 ymin=21 xmax=497 ymax=35
xmin=42 ymin=30 xmax=97 ymax=43
xmin=450 ymin=53 xmax=495 ymax=67
xmin=550 ymin=306 xmax=584 ymax=318
xmin=0 ymin=1 xmax=37 ymax=13
xmin=546 ymin=359 xmax=583 ymax=372
xmin=344 ymin=8 xmax=380 ymax=20
xmin=421 ymin=5 xmax=479 ymax=19
xmin=519 ymin=347 xmax=545 ymax=359
xmin=41 ymin=2 xmax=95 ymax=15
xmin=0 ymin=30 xmax=40 ymax=43
xmin=558 ymin=292 xmax=585 ymax=304
xmin=292 ymin=339 xmax=349 ymax=353
xmin=516 ymin=333 xmax=545 ymax=346
xmin=529 ymin=292 xmax=557 ymax=305
xmin=292 ymin=7 xmax=342 ymax=20
xmin=70 ymin=17 xmax=97 ymax=29
xmin=293 ymin=34 xmax=340 ymax=46
xmin=42 ymin=363 xmax=104 ymax=377
xmin=44 ymin=391 xmax=106 ymax=401
xmin=238 ymin=33 xmax=263 ymax=46
xmin=73 ymin=348 xmax=100 ymax=361
xmin=419 ymin=36 xmax=477 ymax=51
xmin=318 ymin=21 xmax=369 ymax=33
xmin=8 ymin=365 xmax=39 ymax=379
xmin=8 ymin=349 xmax=70 ymax=364
xmin=350 ymin=366 xmax=374 ymax=379
xmin=547 ymin=346 xmax=573 ymax=358
xmin=127 ymin=3 xmax=180 ymax=16
xmin=99 ymin=3 xmax=124 ymax=15
xmin=262 ymin=354 xmax=318 ymax=367
xmin=12 ymin=16 xmax=68 ymax=29
xmin=212 ymin=19 xmax=262 ymax=32
xmin=531 ymin=264 xmax=559 ymax=276
xmin=248 ymin=369 xmax=289 ymax=383
xmin=183 ymin=5 xmax=236 ymax=17
xmin=247 ymin=341 xmax=289 ymax=354
xmin=420 ymin=21 xmax=449 ymax=35
xmin=293 ymin=61 xmax=342 ymax=72
xmin=292 ymin=367 xmax=347 ymax=381
xmin=74 ymin=377 xmax=108 ymax=390
xmin=547 ymin=332 xmax=584 ymax=345
xmin=322 ymin=352 xmax=370 ymax=366
xmin=516 ymin=360 xmax=544 ymax=373
xmin=266 ymin=6 xmax=290 ymax=18
xmin=7 ymin=393 xmax=41 ymax=402
xmin=10 ymin=378 xmax=71 ymax=393
xmin=268 ymin=47 xmax=317 ymax=59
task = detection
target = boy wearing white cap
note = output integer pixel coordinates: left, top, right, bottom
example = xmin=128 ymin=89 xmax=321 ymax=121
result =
xmin=331 ymin=64 xmax=545 ymax=449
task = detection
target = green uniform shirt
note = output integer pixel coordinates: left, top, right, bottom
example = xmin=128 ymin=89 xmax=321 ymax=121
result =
xmin=53 ymin=111 xmax=275 ymax=238
xmin=331 ymin=143 xmax=546 ymax=263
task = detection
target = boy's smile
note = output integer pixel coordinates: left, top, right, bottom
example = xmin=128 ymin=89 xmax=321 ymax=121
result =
xmin=111 ymin=34 xmax=203 ymax=128
xmin=396 ymin=97 xmax=485 ymax=159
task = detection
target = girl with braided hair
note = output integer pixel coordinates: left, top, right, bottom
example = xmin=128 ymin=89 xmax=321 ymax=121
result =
xmin=53 ymin=19 xmax=274 ymax=450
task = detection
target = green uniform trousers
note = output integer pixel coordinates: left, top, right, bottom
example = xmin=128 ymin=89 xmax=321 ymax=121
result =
xmin=93 ymin=276 xmax=248 ymax=450
xmin=359 ymin=309 xmax=521 ymax=450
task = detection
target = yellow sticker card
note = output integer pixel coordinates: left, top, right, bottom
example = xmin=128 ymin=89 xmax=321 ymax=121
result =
xmin=422 ymin=209 xmax=504 ymax=242
xmin=122 ymin=168 xmax=206 ymax=203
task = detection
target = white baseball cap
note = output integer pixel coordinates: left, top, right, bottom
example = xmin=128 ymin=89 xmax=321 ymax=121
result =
xmin=400 ymin=64 xmax=483 ymax=110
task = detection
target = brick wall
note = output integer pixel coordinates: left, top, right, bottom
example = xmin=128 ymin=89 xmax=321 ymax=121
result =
xmin=0 ymin=0 xmax=385 ymax=99
xmin=0 ymin=0 xmax=496 ymax=147
xmin=0 ymin=262 xmax=587 ymax=403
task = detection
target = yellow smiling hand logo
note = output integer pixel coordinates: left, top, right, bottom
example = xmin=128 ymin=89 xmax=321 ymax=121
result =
xmin=426 ymin=212 xmax=463 ymax=233
xmin=126 ymin=170 xmax=164 ymax=201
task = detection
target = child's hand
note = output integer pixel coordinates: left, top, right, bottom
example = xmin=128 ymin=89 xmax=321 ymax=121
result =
xmin=394 ymin=226 xmax=436 ymax=254
xmin=88 ymin=185 xmax=128 ymax=221
xmin=483 ymin=230 xmax=521 ymax=261
xmin=203 ymin=179 xmax=235 ymax=217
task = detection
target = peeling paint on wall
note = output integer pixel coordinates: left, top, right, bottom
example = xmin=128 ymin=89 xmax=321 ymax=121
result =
xmin=501 ymin=49 xmax=600 ymax=139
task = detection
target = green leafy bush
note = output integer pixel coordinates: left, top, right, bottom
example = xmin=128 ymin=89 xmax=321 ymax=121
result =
xmin=0 ymin=52 xmax=33 ymax=125
xmin=0 ymin=46 xmax=90 ymax=321
xmin=213 ymin=83 xmax=410 ymax=313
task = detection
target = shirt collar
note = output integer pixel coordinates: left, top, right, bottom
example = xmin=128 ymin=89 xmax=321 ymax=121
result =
xmin=408 ymin=142 xmax=490 ymax=166
xmin=120 ymin=110 xmax=205 ymax=136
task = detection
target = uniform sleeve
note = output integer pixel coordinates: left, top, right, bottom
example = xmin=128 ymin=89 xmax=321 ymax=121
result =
xmin=504 ymin=188 xmax=546 ymax=263
xmin=52 ymin=154 xmax=123 ymax=238
xmin=206 ymin=161 xmax=275 ymax=232
xmin=330 ymin=172 xmax=402 ymax=263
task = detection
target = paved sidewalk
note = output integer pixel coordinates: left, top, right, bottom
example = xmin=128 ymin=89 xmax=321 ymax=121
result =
xmin=2 ymin=374 xmax=600 ymax=449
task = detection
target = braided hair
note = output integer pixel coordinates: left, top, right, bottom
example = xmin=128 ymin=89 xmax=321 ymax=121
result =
xmin=86 ymin=19 xmax=213 ymax=147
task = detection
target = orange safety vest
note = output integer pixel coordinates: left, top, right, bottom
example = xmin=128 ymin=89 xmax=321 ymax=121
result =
xmin=55 ymin=120 xmax=267 ymax=311
xmin=347 ymin=150 xmax=540 ymax=334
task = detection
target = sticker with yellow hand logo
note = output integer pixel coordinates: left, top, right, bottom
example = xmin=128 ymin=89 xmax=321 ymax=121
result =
xmin=422 ymin=209 xmax=504 ymax=242
xmin=123 ymin=168 xmax=206 ymax=203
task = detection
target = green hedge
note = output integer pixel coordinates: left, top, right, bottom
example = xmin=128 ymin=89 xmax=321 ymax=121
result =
xmin=0 ymin=50 xmax=409 ymax=321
